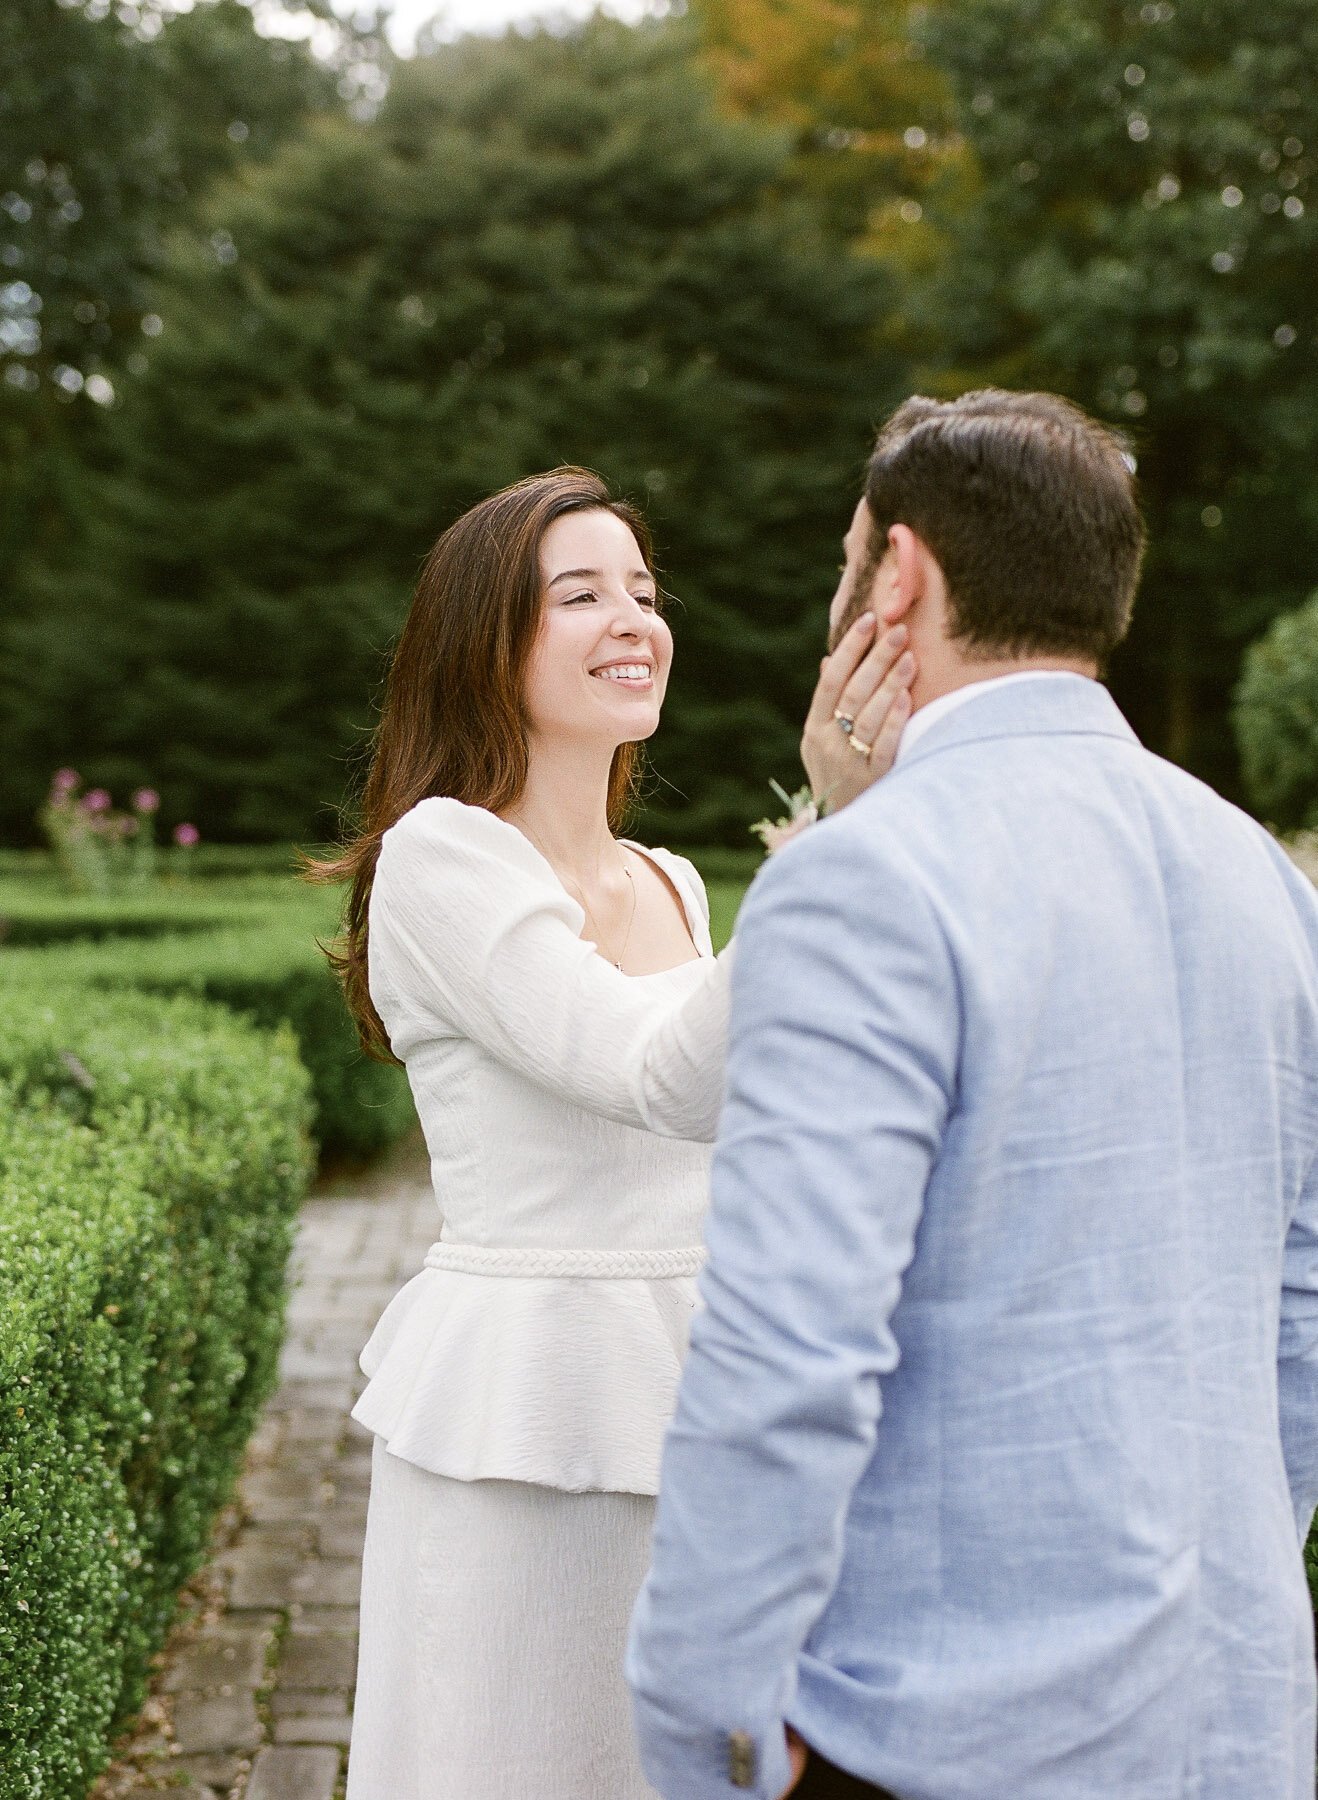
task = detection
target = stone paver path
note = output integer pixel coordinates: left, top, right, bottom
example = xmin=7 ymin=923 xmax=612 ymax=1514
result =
xmin=97 ymin=1137 xmax=434 ymax=1800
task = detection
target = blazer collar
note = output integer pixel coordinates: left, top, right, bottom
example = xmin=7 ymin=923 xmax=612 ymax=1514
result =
xmin=897 ymin=673 xmax=1140 ymax=771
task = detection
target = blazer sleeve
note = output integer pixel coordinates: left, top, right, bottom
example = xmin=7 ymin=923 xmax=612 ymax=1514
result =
xmin=626 ymin=810 xmax=961 ymax=1800
xmin=1281 ymin=1149 xmax=1318 ymax=1540
xmin=1270 ymin=843 xmax=1318 ymax=1539
xmin=366 ymin=797 xmax=734 ymax=1140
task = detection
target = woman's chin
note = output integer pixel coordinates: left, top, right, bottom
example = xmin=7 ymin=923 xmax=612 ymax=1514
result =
xmin=592 ymin=694 xmax=663 ymax=740
xmin=612 ymin=711 xmax=662 ymax=746
xmin=538 ymin=713 xmax=663 ymax=752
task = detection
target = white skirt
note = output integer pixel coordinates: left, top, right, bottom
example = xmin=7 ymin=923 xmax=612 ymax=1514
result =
xmin=346 ymin=1436 xmax=659 ymax=1799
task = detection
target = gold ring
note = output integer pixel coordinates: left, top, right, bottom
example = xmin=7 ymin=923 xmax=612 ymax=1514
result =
xmin=848 ymin=735 xmax=873 ymax=759
xmin=833 ymin=710 xmax=856 ymax=737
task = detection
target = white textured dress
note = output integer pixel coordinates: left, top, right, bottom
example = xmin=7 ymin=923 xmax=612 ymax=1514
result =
xmin=344 ymin=797 xmax=733 ymax=1800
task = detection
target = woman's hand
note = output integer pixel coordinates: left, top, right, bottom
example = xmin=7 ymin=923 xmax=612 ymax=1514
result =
xmin=800 ymin=613 xmax=915 ymax=814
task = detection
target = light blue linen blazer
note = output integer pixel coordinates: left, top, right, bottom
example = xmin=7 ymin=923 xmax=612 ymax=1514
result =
xmin=628 ymin=676 xmax=1318 ymax=1800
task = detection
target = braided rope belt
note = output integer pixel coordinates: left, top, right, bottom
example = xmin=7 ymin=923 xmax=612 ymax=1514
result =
xmin=423 ymin=1241 xmax=705 ymax=1280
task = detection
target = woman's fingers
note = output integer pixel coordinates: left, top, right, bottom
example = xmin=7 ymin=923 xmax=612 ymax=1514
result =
xmin=804 ymin=612 xmax=881 ymax=732
xmin=799 ymin=611 xmax=915 ymax=808
xmin=832 ymin=625 xmax=909 ymax=729
xmin=851 ymin=649 xmax=916 ymax=761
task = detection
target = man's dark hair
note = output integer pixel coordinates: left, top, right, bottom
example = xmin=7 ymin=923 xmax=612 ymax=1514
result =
xmin=859 ymin=389 xmax=1146 ymax=665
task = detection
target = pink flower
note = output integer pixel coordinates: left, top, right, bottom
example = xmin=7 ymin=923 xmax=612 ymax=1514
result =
xmin=132 ymin=787 xmax=160 ymax=814
xmin=82 ymin=788 xmax=112 ymax=814
xmin=173 ymin=822 xmax=200 ymax=848
xmin=51 ymin=768 xmax=80 ymax=794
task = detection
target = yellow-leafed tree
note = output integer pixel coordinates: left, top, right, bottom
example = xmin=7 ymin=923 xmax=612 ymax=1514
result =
xmin=691 ymin=0 xmax=973 ymax=273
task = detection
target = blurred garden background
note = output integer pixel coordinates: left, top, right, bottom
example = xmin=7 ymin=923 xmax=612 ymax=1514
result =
xmin=3 ymin=0 xmax=1318 ymax=1793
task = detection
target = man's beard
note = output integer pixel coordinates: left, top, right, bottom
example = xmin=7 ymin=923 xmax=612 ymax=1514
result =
xmin=827 ymin=554 xmax=880 ymax=653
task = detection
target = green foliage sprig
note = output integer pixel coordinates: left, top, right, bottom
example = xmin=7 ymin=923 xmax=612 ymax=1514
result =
xmin=749 ymin=780 xmax=820 ymax=854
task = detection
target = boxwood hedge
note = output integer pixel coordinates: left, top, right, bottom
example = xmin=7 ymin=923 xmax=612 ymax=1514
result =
xmin=0 ymin=894 xmax=238 ymax=948
xmin=0 ymin=987 xmax=314 ymax=1798
xmin=0 ymin=896 xmax=415 ymax=1161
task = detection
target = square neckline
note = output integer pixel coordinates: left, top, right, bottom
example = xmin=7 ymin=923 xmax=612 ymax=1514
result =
xmin=617 ymin=839 xmax=708 ymax=971
xmin=491 ymin=809 xmax=709 ymax=973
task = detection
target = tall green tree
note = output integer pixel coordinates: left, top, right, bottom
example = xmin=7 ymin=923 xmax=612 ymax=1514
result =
xmin=909 ymin=0 xmax=1318 ymax=793
xmin=0 ymin=0 xmax=367 ymax=386
xmin=4 ymin=17 xmax=904 ymax=844
xmin=1 ymin=0 xmax=161 ymax=603
xmin=0 ymin=0 xmax=367 ymax=669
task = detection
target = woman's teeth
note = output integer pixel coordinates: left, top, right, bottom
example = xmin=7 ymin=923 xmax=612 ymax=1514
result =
xmin=592 ymin=665 xmax=652 ymax=681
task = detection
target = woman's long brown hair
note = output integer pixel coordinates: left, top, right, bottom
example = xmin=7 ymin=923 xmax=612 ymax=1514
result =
xmin=305 ymin=468 xmax=654 ymax=1063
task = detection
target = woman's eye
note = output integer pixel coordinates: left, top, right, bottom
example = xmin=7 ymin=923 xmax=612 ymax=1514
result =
xmin=564 ymin=591 xmax=597 ymax=605
xmin=634 ymin=592 xmax=658 ymax=609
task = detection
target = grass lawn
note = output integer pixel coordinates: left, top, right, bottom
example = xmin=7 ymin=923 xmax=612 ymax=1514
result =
xmin=685 ymin=846 xmax=759 ymax=952
xmin=702 ymin=877 xmax=749 ymax=952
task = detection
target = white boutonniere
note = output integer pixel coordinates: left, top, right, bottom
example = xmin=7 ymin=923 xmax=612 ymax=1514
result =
xmin=750 ymin=781 xmax=822 ymax=854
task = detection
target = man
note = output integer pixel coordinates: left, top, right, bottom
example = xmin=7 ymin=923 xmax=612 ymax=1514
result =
xmin=627 ymin=390 xmax=1318 ymax=1799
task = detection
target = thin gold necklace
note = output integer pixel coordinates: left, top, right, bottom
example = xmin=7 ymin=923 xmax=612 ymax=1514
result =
xmin=513 ymin=819 xmax=638 ymax=972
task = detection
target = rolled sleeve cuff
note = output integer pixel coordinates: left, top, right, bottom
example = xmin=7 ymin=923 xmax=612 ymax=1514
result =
xmin=631 ymin=1703 xmax=793 ymax=1800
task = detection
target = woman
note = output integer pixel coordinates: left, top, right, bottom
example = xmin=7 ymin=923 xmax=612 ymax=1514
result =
xmin=319 ymin=468 xmax=913 ymax=1799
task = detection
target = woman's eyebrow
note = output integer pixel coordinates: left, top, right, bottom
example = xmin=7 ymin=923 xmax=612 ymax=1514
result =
xmin=547 ymin=567 xmax=654 ymax=586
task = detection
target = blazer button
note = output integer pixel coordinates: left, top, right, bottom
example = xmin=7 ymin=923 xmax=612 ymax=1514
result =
xmin=728 ymin=1729 xmax=756 ymax=1788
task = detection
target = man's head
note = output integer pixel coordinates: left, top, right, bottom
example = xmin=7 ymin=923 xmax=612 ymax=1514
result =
xmin=828 ymin=390 xmax=1147 ymax=701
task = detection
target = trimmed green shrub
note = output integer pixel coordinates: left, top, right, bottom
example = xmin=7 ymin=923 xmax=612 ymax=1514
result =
xmin=0 ymin=892 xmax=237 ymax=947
xmin=1 ymin=912 xmax=414 ymax=1160
xmin=0 ymin=868 xmax=295 ymax=948
xmin=1235 ymin=591 xmax=1318 ymax=832
xmin=179 ymin=844 xmax=319 ymax=879
xmin=0 ymin=988 xmax=314 ymax=1797
xmin=0 ymin=866 xmax=413 ymax=1158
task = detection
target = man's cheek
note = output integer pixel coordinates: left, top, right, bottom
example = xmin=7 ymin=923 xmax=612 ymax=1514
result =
xmin=827 ymin=578 xmax=850 ymax=643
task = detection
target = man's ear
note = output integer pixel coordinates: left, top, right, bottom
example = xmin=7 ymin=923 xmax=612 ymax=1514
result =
xmin=875 ymin=523 xmax=924 ymax=627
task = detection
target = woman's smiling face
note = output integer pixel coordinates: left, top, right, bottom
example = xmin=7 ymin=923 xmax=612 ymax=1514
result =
xmin=523 ymin=508 xmax=673 ymax=748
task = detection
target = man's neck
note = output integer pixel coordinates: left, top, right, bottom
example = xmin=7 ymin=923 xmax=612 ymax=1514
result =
xmin=910 ymin=654 xmax=1097 ymax=715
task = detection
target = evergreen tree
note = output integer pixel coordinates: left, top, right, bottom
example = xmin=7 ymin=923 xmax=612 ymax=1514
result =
xmin=5 ymin=18 xmax=903 ymax=844
xmin=0 ymin=0 xmax=358 ymax=723
xmin=909 ymin=0 xmax=1318 ymax=794
xmin=1 ymin=0 xmax=163 ymax=613
xmin=0 ymin=0 xmax=349 ymax=396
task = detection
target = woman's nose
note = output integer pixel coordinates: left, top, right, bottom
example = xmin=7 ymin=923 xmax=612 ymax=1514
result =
xmin=610 ymin=593 xmax=653 ymax=636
